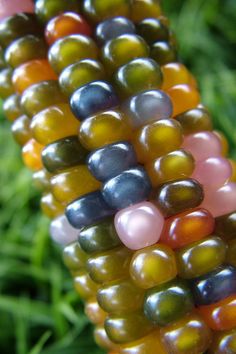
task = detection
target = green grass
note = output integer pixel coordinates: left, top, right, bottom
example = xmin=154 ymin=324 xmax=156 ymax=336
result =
xmin=0 ymin=1 xmax=236 ymax=353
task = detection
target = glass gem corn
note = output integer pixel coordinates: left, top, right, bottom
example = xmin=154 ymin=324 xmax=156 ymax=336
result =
xmin=1 ymin=1 xmax=236 ymax=353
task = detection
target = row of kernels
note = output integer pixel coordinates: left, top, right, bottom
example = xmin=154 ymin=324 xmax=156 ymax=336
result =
xmin=34 ymin=14 xmax=104 ymax=212
xmin=0 ymin=16 xmax=65 ymax=218
xmin=61 ymin=237 xmax=109 ymax=347
xmin=35 ymin=9 xmax=143 ymax=352
xmin=0 ymin=15 xmax=48 ymax=179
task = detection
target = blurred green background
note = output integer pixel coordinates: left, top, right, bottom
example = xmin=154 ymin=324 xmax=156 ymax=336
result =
xmin=0 ymin=0 xmax=236 ymax=353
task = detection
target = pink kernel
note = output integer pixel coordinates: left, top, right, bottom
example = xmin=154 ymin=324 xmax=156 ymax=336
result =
xmin=115 ymin=201 xmax=164 ymax=250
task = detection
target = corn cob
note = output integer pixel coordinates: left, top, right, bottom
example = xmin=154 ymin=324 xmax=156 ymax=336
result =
xmin=0 ymin=1 xmax=236 ymax=353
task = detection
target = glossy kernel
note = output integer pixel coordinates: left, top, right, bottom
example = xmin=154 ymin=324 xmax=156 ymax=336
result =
xmin=182 ymin=131 xmax=222 ymax=163
xmin=167 ymin=84 xmax=201 ymax=117
xmin=83 ymin=0 xmax=130 ymax=23
xmin=198 ymin=295 xmax=236 ymax=331
xmin=175 ymin=107 xmax=213 ymax=134
xmin=79 ymin=218 xmax=122 ymax=254
xmin=114 ymin=58 xmax=163 ymax=98
xmin=122 ymin=90 xmax=173 ymax=129
xmin=79 ymin=109 xmax=132 ymax=151
xmin=144 ymin=279 xmax=193 ymax=326
xmin=63 ymin=242 xmax=87 ymax=271
xmin=35 ymin=0 xmax=80 ymax=23
xmin=51 ymin=165 xmax=100 ymax=204
xmin=70 ymin=81 xmax=119 ymax=121
xmin=31 ymin=104 xmax=80 ymax=145
xmin=96 ymin=16 xmax=135 ymax=45
xmin=102 ymin=166 xmax=152 ymax=210
xmin=115 ymin=202 xmax=164 ymax=250
xmin=215 ymin=211 xmax=236 ymax=241
xmin=0 ymin=68 xmax=14 ymax=99
xmin=0 ymin=13 xmax=42 ymax=48
xmin=50 ymin=214 xmax=78 ymax=246
xmin=22 ymin=138 xmax=44 ymax=171
xmin=201 ymin=182 xmax=236 ymax=218
xmin=151 ymin=41 xmax=177 ymax=65
xmin=12 ymin=59 xmax=57 ymax=94
xmin=49 ymin=34 xmax=98 ymax=74
xmin=97 ymin=278 xmax=145 ymax=313
xmin=176 ymin=236 xmax=226 ymax=279
xmin=73 ymin=270 xmax=98 ymax=299
xmin=59 ymin=59 xmax=105 ymax=97
xmin=45 ymin=12 xmax=92 ymax=45
xmin=137 ymin=18 xmax=169 ymax=45
xmin=130 ymin=244 xmax=177 ymax=289
xmin=5 ymin=35 xmax=47 ymax=68
xmin=154 ymin=178 xmax=204 ymax=217
xmin=3 ymin=94 xmax=23 ymax=122
xmin=146 ymin=149 xmax=195 ymax=187
xmin=130 ymin=0 xmax=161 ymax=22
xmin=11 ymin=114 xmax=32 ymax=146
xmin=105 ymin=311 xmax=154 ymax=344
xmin=42 ymin=136 xmax=88 ymax=174
xmin=191 ymin=265 xmax=236 ymax=306
xmin=87 ymin=247 xmax=132 ymax=284
xmin=32 ymin=169 xmax=51 ymax=191
xmin=192 ymin=157 xmax=232 ymax=191
xmin=94 ymin=325 xmax=119 ymax=351
xmin=66 ymin=191 xmax=115 ymax=229
xmin=85 ymin=298 xmax=107 ymax=325
xmin=162 ymin=63 xmax=192 ymax=90
xmin=160 ymin=208 xmax=215 ymax=249
xmin=87 ymin=142 xmax=137 ymax=182
xmin=21 ymin=81 xmax=66 ymax=118
xmin=102 ymin=34 xmax=149 ymax=74
xmin=210 ymin=329 xmax=236 ymax=353
xmin=40 ymin=192 xmax=64 ymax=219
xmin=133 ymin=119 xmax=182 ymax=163
xmin=161 ymin=313 xmax=212 ymax=354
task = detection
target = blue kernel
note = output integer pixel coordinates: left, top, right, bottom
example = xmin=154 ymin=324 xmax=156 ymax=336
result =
xmin=191 ymin=265 xmax=236 ymax=306
xmin=96 ymin=16 xmax=136 ymax=45
xmin=70 ymin=80 xmax=119 ymax=121
xmin=102 ymin=166 xmax=152 ymax=209
xmin=87 ymin=141 xmax=137 ymax=182
xmin=65 ymin=190 xmax=116 ymax=229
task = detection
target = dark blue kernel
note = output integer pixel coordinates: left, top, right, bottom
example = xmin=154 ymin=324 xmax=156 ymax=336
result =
xmin=102 ymin=166 xmax=152 ymax=210
xmin=96 ymin=16 xmax=136 ymax=45
xmin=191 ymin=265 xmax=236 ymax=306
xmin=65 ymin=190 xmax=116 ymax=229
xmin=70 ymin=80 xmax=119 ymax=121
xmin=87 ymin=141 xmax=137 ymax=182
